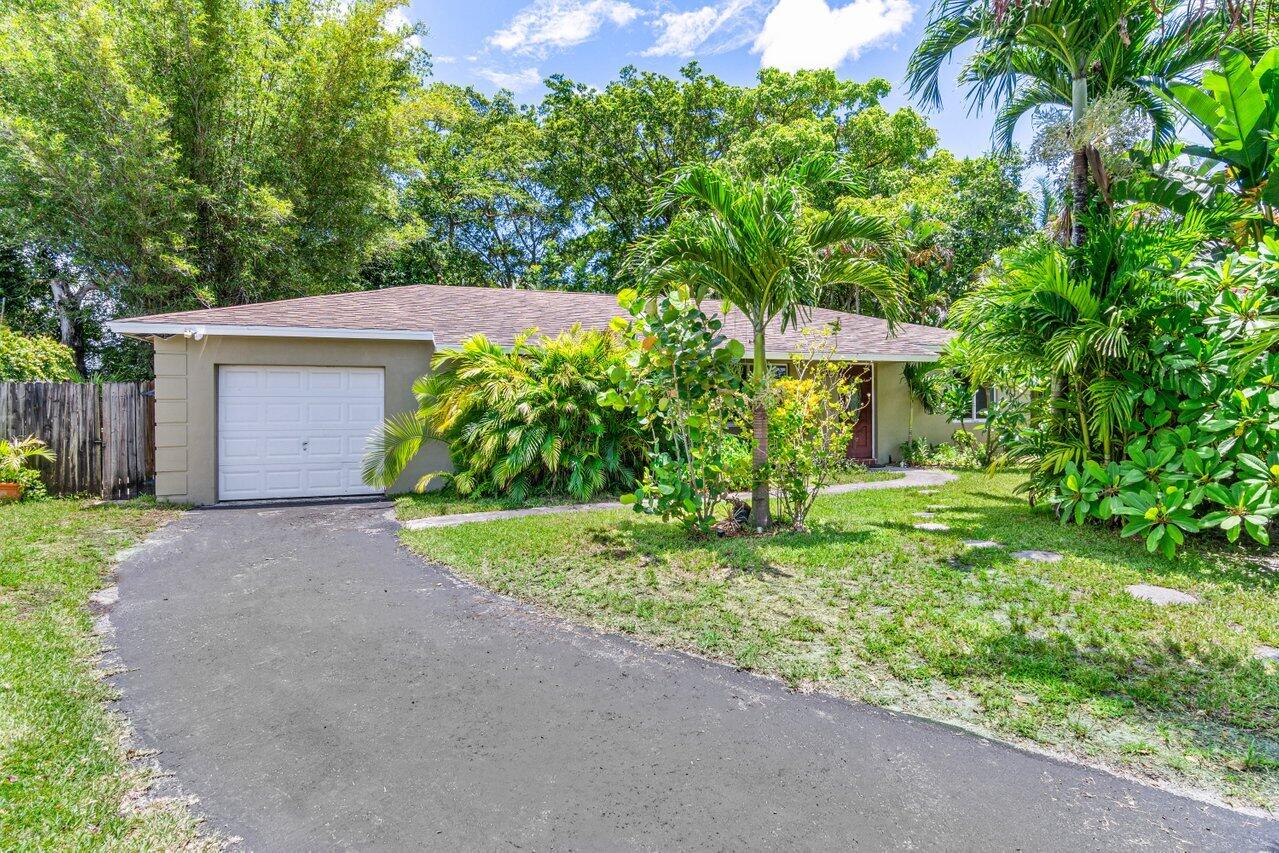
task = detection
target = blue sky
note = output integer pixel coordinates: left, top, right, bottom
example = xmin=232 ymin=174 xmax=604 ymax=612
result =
xmin=402 ymin=0 xmax=1025 ymax=159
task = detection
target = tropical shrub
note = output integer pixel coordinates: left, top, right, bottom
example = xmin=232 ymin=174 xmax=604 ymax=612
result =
xmin=0 ymin=435 xmax=55 ymax=500
xmin=600 ymin=287 xmax=748 ymax=535
xmin=1044 ymin=244 xmax=1279 ymax=555
xmin=1164 ymin=47 xmax=1279 ymax=244
xmin=363 ymin=326 xmax=642 ymax=501
xmin=767 ymin=328 xmax=862 ymax=530
xmin=0 ymin=326 xmax=78 ymax=381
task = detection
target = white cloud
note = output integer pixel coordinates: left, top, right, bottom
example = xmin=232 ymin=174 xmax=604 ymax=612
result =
xmin=643 ymin=0 xmax=762 ymax=57
xmin=491 ymin=1 xmax=643 ymax=55
xmin=753 ymin=0 xmax=912 ymax=71
xmin=477 ymin=66 xmax=545 ymax=92
xmin=383 ymin=6 xmax=422 ymax=49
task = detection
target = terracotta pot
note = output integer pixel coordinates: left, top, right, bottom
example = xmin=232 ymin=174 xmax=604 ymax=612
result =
xmin=0 ymin=482 xmax=19 ymax=503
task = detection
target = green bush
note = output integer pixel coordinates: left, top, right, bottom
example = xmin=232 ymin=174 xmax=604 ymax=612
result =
xmin=1046 ymin=246 xmax=1279 ymax=556
xmin=8 ymin=467 xmax=47 ymax=501
xmin=0 ymin=436 xmax=55 ymax=501
xmin=600 ymin=287 xmax=748 ymax=534
xmin=364 ymin=326 xmax=643 ymax=502
xmin=0 ymin=327 xmax=78 ymax=381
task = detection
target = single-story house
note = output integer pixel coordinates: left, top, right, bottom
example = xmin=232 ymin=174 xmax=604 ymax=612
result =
xmin=108 ymin=284 xmax=959 ymax=505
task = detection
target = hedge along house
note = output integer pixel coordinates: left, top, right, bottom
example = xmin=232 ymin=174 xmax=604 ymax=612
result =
xmin=109 ymin=284 xmax=956 ymax=505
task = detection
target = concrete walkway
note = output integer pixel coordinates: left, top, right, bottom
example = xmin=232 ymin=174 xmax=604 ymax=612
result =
xmin=106 ymin=500 xmax=1276 ymax=850
xmin=403 ymin=466 xmax=957 ymax=530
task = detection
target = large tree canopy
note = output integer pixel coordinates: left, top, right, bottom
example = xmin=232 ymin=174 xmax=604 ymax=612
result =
xmin=0 ymin=0 xmax=427 ymax=370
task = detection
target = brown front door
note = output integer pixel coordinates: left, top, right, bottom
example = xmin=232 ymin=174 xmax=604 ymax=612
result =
xmin=845 ymin=365 xmax=874 ymax=462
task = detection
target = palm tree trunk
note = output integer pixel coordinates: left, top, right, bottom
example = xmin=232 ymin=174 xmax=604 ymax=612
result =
xmin=1070 ymin=75 xmax=1089 ymax=248
xmin=749 ymin=326 xmax=771 ymax=529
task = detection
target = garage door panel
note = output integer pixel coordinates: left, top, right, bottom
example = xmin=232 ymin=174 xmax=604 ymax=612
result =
xmin=306 ymin=402 xmax=343 ymax=425
xmin=347 ymin=371 xmax=383 ymax=394
xmin=220 ymin=368 xmax=261 ymax=393
xmin=264 ymin=369 xmax=303 ymax=392
xmin=265 ymin=402 xmax=303 ymax=424
xmin=218 ymin=366 xmax=384 ymax=501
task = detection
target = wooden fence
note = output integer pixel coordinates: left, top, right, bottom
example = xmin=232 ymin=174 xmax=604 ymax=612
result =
xmin=0 ymin=381 xmax=155 ymax=499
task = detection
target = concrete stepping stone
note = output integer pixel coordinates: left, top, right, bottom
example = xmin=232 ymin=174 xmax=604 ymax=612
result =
xmin=1011 ymin=550 xmax=1062 ymax=563
xmin=1253 ymin=645 xmax=1279 ymax=661
xmin=914 ymin=522 xmax=950 ymax=532
xmin=1125 ymin=584 xmax=1198 ymax=606
xmin=963 ymin=539 xmax=1002 ymax=549
xmin=917 ymin=489 xmax=939 ymax=496
xmin=926 ymin=505 xmax=953 ymax=511
xmin=914 ymin=511 xmax=935 ymax=518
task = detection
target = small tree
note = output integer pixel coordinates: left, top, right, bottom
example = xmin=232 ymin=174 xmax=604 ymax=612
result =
xmin=600 ymin=287 xmax=748 ymax=535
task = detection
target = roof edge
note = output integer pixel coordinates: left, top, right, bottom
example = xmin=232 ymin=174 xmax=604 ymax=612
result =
xmin=107 ymin=321 xmax=435 ymax=343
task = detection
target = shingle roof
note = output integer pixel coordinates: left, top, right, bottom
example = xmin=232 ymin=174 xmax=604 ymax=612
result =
xmin=115 ymin=284 xmax=952 ymax=360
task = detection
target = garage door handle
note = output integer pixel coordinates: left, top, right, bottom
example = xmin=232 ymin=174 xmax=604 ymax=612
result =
xmin=302 ymin=440 xmax=309 ymax=452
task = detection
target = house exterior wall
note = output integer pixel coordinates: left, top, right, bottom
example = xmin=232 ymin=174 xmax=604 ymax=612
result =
xmin=872 ymin=361 xmax=960 ymax=465
xmin=150 ymin=335 xmax=447 ymax=505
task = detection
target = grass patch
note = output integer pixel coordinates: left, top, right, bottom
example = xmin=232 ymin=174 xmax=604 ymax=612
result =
xmin=394 ymin=469 xmax=901 ymax=521
xmin=0 ymin=498 xmax=209 ymax=849
xmin=394 ymin=491 xmax=613 ymax=521
xmin=402 ymin=472 xmax=1279 ymax=810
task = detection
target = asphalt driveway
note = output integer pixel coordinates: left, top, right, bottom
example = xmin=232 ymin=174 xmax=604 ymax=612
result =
xmin=108 ymin=501 xmax=1277 ymax=850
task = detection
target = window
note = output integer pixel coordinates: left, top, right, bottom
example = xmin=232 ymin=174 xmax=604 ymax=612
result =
xmin=969 ymin=386 xmax=996 ymax=421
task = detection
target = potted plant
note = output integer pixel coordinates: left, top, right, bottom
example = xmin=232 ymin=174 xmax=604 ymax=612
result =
xmin=0 ymin=435 xmax=56 ymax=502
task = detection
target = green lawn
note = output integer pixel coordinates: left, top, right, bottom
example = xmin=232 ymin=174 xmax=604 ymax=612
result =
xmin=402 ymin=472 xmax=1279 ymax=810
xmin=0 ymin=498 xmax=209 ymax=850
xmin=394 ymin=468 xmax=900 ymax=521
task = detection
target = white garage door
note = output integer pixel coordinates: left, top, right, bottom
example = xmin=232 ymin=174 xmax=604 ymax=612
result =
xmin=217 ymin=366 xmax=384 ymax=501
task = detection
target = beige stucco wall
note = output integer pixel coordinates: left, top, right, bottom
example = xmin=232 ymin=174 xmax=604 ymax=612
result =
xmin=151 ymin=335 xmax=449 ymax=505
xmin=872 ymin=362 xmax=962 ymax=465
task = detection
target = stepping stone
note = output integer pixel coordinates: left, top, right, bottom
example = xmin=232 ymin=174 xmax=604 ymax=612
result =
xmin=1254 ymin=645 xmax=1279 ymax=661
xmin=1125 ymin=584 xmax=1199 ymax=606
xmin=1012 ymin=550 xmax=1062 ymax=563
xmin=914 ymin=522 xmax=950 ymax=532
xmin=918 ymin=489 xmax=939 ymax=496
xmin=927 ymin=505 xmax=953 ymax=511
xmin=963 ymin=539 xmax=1002 ymax=549
xmin=914 ymin=511 xmax=935 ymax=518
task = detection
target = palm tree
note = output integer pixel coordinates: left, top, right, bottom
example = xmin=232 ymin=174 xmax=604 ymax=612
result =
xmin=949 ymin=209 xmax=1207 ymax=471
xmin=631 ymin=159 xmax=903 ymax=528
xmin=907 ymin=0 xmax=1236 ymax=245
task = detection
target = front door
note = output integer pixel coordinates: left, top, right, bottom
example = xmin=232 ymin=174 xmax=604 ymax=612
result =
xmin=845 ymin=365 xmax=874 ymax=462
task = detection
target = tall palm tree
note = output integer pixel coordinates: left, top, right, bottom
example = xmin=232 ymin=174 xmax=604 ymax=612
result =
xmin=631 ymin=159 xmax=903 ymax=528
xmin=907 ymin=0 xmax=1236 ymax=244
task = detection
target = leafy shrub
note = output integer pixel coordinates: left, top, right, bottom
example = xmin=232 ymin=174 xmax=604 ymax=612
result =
xmin=1045 ymin=246 xmax=1279 ymax=555
xmin=600 ymin=287 xmax=748 ymax=534
xmin=364 ymin=326 xmax=643 ymax=501
xmin=0 ymin=327 xmax=78 ymax=381
xmin=767 ymin=327 xmax=862 ymax=530
xmin=0 ymin=435 xmax=55 ymax=500
xmin=900 ymin=430 xmax=985 ymax=469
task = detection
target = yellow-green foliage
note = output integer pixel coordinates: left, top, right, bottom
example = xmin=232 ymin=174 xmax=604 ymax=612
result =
xmin=0 ymin=327 xmax=78 ymax=381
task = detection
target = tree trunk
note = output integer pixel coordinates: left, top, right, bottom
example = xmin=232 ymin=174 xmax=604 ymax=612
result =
xmin=749 ymin=326 xmax=771 ymax=529
xmin=49 ymin=278 xmax=89 ymax=376
xmin=1070 ymin=75 xmax=1089 ymax=247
